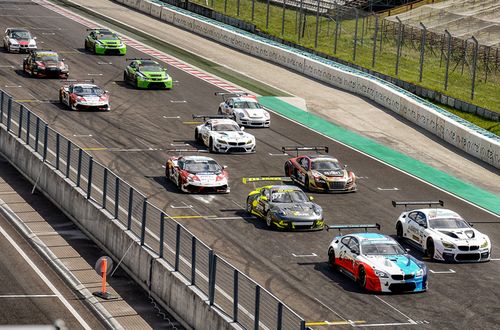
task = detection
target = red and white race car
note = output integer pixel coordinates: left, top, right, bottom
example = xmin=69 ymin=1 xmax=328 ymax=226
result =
xmin=165 ymin=155 xmax=229 ymax=193
xmin=59 ymin=82 xmax=110 ymax=111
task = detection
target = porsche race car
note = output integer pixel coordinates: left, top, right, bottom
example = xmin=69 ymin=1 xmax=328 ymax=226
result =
xmin=216 ymin=92 xmax=270 ymax=127
xmin=327 ymin=224 xmax=427 ymax=293
xmin=84 ymin=28 xmax=126 ymax=55
xmin=283 ymin=146 xmax=356 ymax=193
xmin=393 ymin=201 xmax=491 ymax=262
xmin=3 ymin=28 xmax=37 ymax=53
xmin=123 ymin=58 xmax=173 ymax=89
xmin=59 ymin=81 xmax=110 ymax=111
xmin=166 ymin=155 xmax=229 ymax=193
xmin=244 ymin=177 xmax=324 ymax=230
xmin=194 ymin=115 xmax=255 ymax=153
xmin=23 ymin=50 xmax=69 ymax=78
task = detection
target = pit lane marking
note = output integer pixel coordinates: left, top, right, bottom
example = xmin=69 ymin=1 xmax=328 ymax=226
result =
xmin=374 ymin=296 xmax=418 ymax=325
xmin=170 ymin=204 xmax=193 ymax=209
xmin=292 ymin=253 xmax=318 ymax=257
xmin=269 ymin=153 xmax=289 ymax=156
xmin=429 ymin=269 xmax=456 ymax=274
xmin=170 ymin=100 xmax=187 ymax=103
xmin=490 ymin=258 xmax=500 ymax=261
xmin=170 ymin=215 xmax=216 ymax=219
xmin=163 ymin=116 xmax=181 ymax=119
xmin=97 ymin=61 xmax=112 ymax=65
xmin=306 ymin=320 xmax=365 ymax=326
xmin=377 ymin=187 xmax=399 ymax=191
xmin=4 ymin=85 xmax=22 ymax=88
xmin=0 ymin=66 xmax=15 ymax=68
xmin=87 ymin=73 xmax=103 ymax=76
xmin=73 ymin=134 xmax=93 ymax=137
xmin=183 ymin=121 xmax=202 ymax=124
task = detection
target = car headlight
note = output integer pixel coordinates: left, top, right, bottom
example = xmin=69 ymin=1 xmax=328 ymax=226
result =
xmin=442 ymin=241 xmax=455 ymax=249
xmin=416 ymin=268 xmax=424 ymax=277
xmin=264 ymin=111 xmax=270 ymax=118
xmin=95 ymin=40 xmax=102 ymax=45
xmin=9 ymin=39 xmax=19 ymax=45
xmin=29 ymin=40 xmax=36 ymax=46
xmin=276 ymin=209 xmax=287 ymax=216
xmin=312 ymin=205 xmax=322 ymax=215
xmin=246 ymin=140 xmax=253 ymax=145
xmin=481 ymin=239 xmax=489 ymax=248
xmin=375 ymin=270 xmax=388 ymax=278
xmin=217 ymin=139 xmax=227 ymax=144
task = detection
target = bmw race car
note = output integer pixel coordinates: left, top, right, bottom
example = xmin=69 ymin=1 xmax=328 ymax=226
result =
xmin=244 ymin=177 xmax=324 ymax=230
xmin=327 ymin=224 xmax=427 ymax=293
xmin=393 ymin=201 xmax=491 ymax=262
xmin=166 ymin=155 xmax=229 ymax=193
xmin=283 ymin=146 xmax=356 ymax=193
xmin=23 ymin=50 xmax=69 ymax=78
xmin=123 ymin=58 xmax=173 ymax=89
xmin=216 ymin=92 xmax=270 ymax=127
xmin=59 ymin=81 xmax=110 ymax=111
xmin=3 ymin=28 xmax=37 ymax=53
xmin=194 ymin=115 xmax=255 ymax=153
xmin=84 ymin=28 xmax=126 ymax=55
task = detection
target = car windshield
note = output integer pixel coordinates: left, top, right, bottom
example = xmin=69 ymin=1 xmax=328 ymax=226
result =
xmin=233 ymin=101 xmax=262 ymax=109
xmin=11 ymin=31 xmax=31 ymax=39
xmin=429 ymin=218 xmax=470 ymax=229
xmin=35 ymin=53 xmax=59 ymax=62
xmin=270 ymin=190 xmax=308 ymax=203
xmin=139 ymin=65 xmax=163 ymax=72
xmin=311 ymin=160 xmax=341 ymax=171
xmin=96 ymin=32 xmax=118 ymax=40
xmin=361 ymin=242 xmax=405 ymax=256
xmin=184 ymin=160 xmax=221 ymax=173
xmin=213 ymin=124 xmax=240 ymax=132
xmin=73 ymin=86 xmax=104 ymax=96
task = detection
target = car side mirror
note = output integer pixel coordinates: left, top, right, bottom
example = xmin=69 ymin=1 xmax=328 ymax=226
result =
xmin=229 ymin=104 xmax=234 ymax=108
xmin=309 ymin=196 xmax=314 ymax=201
xmin=33 ymin=37 xmax=37 ymax=40
xmin=419 ymin=222 xmax=427 ymax=228
xmin=344 ymin=164 xmax=348 ymax=169
xmin=223 ymin=165 xmax=228 ymax=169
xmin=62 ymin=58 xmax=65 ymax=61
xmin=260 ymin=196 xmax=268 ymax=201
xmin=468 ymin=222 xmax=474 ymax=227
xmin=240 ymin=126 xmax=245 ymax=131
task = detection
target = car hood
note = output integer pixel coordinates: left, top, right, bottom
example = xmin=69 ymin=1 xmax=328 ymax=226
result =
xmin=314 ymin=169 xmax=346 ymax=178
xmin=271 ymin=202 xmax=319 ymax=216
xmin=99 ymin=39 xmax=121 ymax=45
xmin=12 ymin=38 xmax=34 ymax=45
xmin=139 ymin=71 xmax=166 ymax=78
xmin=432 ymin=228 xmax=486 ymax=243
xmin=240 ymin=108 xmax=266 ymax=118
xmin=363 ymin=254 xmax=422 ymax=275
xmin=42 ymin=60 xmax=62 ymax=67
xmin=212 ymin=131 xmax=252 ymax=141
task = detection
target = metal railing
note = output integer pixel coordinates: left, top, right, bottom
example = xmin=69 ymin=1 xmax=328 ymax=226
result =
xmin=0 ymin=89 xmax=306 ymax=329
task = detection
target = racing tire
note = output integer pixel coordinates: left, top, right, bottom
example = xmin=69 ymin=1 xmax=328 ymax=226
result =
xmin=357 ymin=266 xmax=367 ymax=290
xmin=84 ymin=40 xmax=89 ymax=51
xmin=426 ymin=239 xmax=435 ymax=260
xmin=123 ymin=71 xmax=128 ymax=84
xmin=58 ymin=92 xmax=63 ymax=104
xmin=265 ymin=212 xmax=273 ymax=228
xmin=217 ymin=108 xmax=223 ymax=115
xmin=209 ymin=138 xmax=216 ymax=153
xmin=70 ymin=101 xmax=77 ymax=111
xmin=396 ymin=222 xmax=403 ymax=238
xmin=328 ymin=248 xmax=337 ymax=269
xmin=135 ymin=78 xmax=139 ymax=88
xmin=194 ymin=129 xmax=201 ymax=143
xmin=305 ymin=175 xmax=312 ymax=191
xmin=284 ymin=161 xmax=292 ymax=177
xmin=246 ymin=197 xmax=253 ymax=215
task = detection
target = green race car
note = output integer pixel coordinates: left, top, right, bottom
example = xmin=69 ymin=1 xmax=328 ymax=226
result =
xmin=84 ymin=28 xmax=126 ymax=55
xmin=123 ymin=58 xmax=173 ymax=89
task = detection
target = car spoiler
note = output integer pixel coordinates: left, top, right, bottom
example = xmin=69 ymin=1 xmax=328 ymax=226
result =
xmin=326 ymin=223 xmax=381 ymax=233
xmin=392 ymin=200 xmax=444 ymax=209
xmin=214 ymin=92 xmax=253 ymax=101
xmin=192 ymin=114 xmax=231 ymax=121
xmin=242 ymin=176 xmax=293 ymax=184
xmin=125 ymin=58 xmax=152 ymax=61
xmin=281 ymin=146 xmax=329 ymax=157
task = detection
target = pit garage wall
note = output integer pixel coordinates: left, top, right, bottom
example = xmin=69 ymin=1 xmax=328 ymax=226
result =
xmin=115 ymin=0 xmax=500 ymax=169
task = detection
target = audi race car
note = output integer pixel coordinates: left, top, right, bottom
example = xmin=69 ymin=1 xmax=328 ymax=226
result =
xmin=84 ymin=28 xmax=126 ymax=55
xmin=216 ymin=92 xmax=270 ymax=127
xmin=166 ymin=155 xmax=229 ymax=193
xmin=283 ymin=146 xmax=356 ymax=193
xmin=3 ymin=28 xmax=37 ymax=53
xmin=393 ymin=201 xmax=491 ymax=262
xmin=244 ymin=177 xmax=324 ymax=230
xmin=59 ymin=81 xmax=110 ymax=111
xmin=194 ymin=115 xmax=255 ymax=153
xmin=23 ymin=50 xmax=69 ymax=78
xmin=123 ymin=58 xmax=173 ymax=89
xmin=327 ymin=224 xmax=427 ymax=293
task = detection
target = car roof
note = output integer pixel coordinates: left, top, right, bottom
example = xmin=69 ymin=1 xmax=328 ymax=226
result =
xmin=34 ymin=50 xmax=58 ymax=55
xmin=349 ymin=233 xmax=396 ymax=242
xmin=267 ymin=185 xmax=302 ymax=191
xmin=71 ymin=84 xmax=99 ymax=88
xmin=414 ymin=208 xmax=463 ymax=219
xmin=9 ymin=28 xmax=30 ymax=33
xmin=208 ymin=119 xmax=239 ymax=125
xmin=180 ymin=156 xmax=216 ymax=162
xmin=94 ymin=29 xmax=112 ymax=34
xmin=231 ymin=96 xmax=259 ymax=103
xmin=309 ymin=156 xmax=337 ymax=162
xmin=136 ymin=60 xmax=160 ymax=66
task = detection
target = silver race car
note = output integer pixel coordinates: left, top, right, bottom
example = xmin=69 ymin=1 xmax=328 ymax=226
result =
xmin=216 ymin=92 xmax=270 ymax=127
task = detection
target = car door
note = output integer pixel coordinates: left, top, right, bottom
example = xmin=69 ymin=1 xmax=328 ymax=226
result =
xmin=127 ymin=61 xmax=137 ymax=79
xmin=254 ymin=188 xmax=269 ymax=216
xmin=297 ymin=157 xmax=310 ymax=184
xmin=337 ymin=236 xmax=355 ymax=273
xmin=407 ymin=211 xmax=426 ymax=247
xmin=61 ymin=85 xmax=71 ymax=105
xmin=3 ymin=29 xmax=9 ymax=47
xmin=201 ymin=122 xmax=212 ymax=146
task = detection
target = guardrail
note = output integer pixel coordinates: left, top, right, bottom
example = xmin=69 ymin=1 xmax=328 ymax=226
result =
xmin=0 ymin=89 xmax=306 ymax=330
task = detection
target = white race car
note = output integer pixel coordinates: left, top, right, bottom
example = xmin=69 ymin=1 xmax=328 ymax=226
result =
xmin=3 ymin=28 xmax=37 ymax=53
xmin=59 ymin=82 xmax=110 ymax=111
xmin=194 ymin=115 xmax=256 ymax=153
xmin=216 ymin=92 xmax=270 ymax=127
xmin=393 ymin=201 xmax=491 ymax=262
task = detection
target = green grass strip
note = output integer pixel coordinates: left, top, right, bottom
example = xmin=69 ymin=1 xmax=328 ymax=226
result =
xmin=259 ymin=96 xmax=500 ymax=215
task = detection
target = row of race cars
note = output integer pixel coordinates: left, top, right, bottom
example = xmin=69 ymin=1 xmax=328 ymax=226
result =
xmin=4 ymin=27 xmax=492 ymax=294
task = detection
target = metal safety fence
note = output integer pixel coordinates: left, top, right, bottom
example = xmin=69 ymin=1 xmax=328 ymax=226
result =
xmin=0 ymin=89 xmax=306 ymax=329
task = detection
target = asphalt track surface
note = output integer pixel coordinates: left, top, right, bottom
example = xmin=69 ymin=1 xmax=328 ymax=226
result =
xmin=0 ymin=1 xmax=499 ymax=328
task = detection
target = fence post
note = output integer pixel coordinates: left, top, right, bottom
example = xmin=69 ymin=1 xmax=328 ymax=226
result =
xmin=254 ymin=286 xmax=260 ymax=330
xmin=233 ymin=270 xmax=239 ymax=323
xmin=298 ymin=0 xmax=304 ymax=42
xmin=251 ymin=0 xmax=255 ymax=21
xmin=470 ymin=36 xmax=478 ymax=100
xmin=6 ymin=98 xmax=12 ymax=131
xmin=266 ymin=0 xmax=270 ymax=30
xmin=140 ymin=197 xmax=147 ymax=245
xmin=43 ymin=124 xmax=48 ymax=162
xmin=191 ymin=236 xmax=196 ymax=285
xmin=34 ymin=117 xmax=40 ymax=153
xmin=333 ymin=12 xmax=340 ymax=54
xmin=237 ymin=0 xmax=240 ymax=16
xmin=281 ymin=0 xmax=286 ymax=36
xmin=26 ymin=111 xmax=30 ymax=145
xmin=353 ymin=9 xmax=359 ymax=61
xmin=395 ymin=16 xmax=403 ymax=76
xmin=102 ymin=168 xmax=108 ymax=209
xmin=277 ymin=302 xmax=283 ymax=330
xmin=18 ymin=105 xmax=23 ymax=138
xmin=224 ymin=0 xmax=227 ymax=13
xmin=0 ymin=92 xmax=3 ymax=123
xmin=55 ymin=133 xmax=60 ymax=170
xmin=114 ymin=177 xmax=120 ymax=219
xmin=419 ymin=22 xmax=427 ymax=82
xmin=127 ymin=187 xmax=133 ymax=230
xmin=66 ymin=140 xmax=71 ymax=178
xmin=314 ymin=0 xmax=320 ymax=48
xmin=444 ymin=29 xmax=452 ymax=90
xmin=86 ymin=157 xmax=93 ymax=199
xmin=208 ymin=251 xmax=216 ymax=306
xmin=174 ymin=223 xmax=181 ymax=270
xmin=300 ymin=320 xmax=306 ymax=330
xmin=159 ymin=213 xmax=165 ymax=258
xmin=76 ymin=149 xmax=82 ymax=187
xmin=372 ymin=14 xmax=379 ymax=67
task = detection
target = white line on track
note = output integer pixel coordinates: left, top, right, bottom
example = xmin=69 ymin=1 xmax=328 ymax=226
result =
xmin=314 ymin=298 xmax=348 ymax=322
xmin=429 ymin=269 xmax=456 ymax=274
xmin=377 ymin=187 xmax=399 ymax=191
xmin=170 ymin=100 xmax=186 ymax=103
xmin=4 ymin=85 xmax=22 ymax=88
xmin=490 ymin=258 xmax=500 ymax=261
xmin=373 ymin=295 xmax=417 ymax=324
xmin=269 ymin=153 xmax=288 ymax=156
xmin=0 ymin=224 xmax=91 ymax=329
xmin=292 ymin=253 xmax=317 ymax=257
xmin=163 ymin=116 xmax=181 ymax=119
xmin=87 ymin=73 xmax=103 ymax=76
xmin=0 ymin=66 xmax=15 ymax=68
xmin=0 ymin=294 xmax=58 ymax=298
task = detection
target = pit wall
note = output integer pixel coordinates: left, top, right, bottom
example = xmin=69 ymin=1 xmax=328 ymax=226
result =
xmin=115 ymin=0 xmax=500 ymax=169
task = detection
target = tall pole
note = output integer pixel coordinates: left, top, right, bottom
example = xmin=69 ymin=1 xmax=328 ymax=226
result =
xmin=314 ymin=0 xmax=320 ymax=48
xmin=419 ymin=22 xmax=427 ymax=82
xmin=444 ymin=29 xmax=452 ymax=90
xmin=372 ymin=14 xmax=378 ymax=67
xmin=395 ymin=16 xmax=403 ymax=76
xmin=470 ymin=36 xmax=478 ymax=100
xmin=353 ymin=9 xmax=359 ymax=61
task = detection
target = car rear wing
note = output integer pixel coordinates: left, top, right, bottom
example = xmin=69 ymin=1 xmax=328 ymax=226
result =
xmin=242 ymin=176 xmax=293 ymax=184
xmin=392 ymin=200 xmax=444 ymax=209
xmin=125 ymin=57 xmax=152 ymax=61
xmin=282 ymin=146 xmax=329 ymax=156
xmin=214 ymin=92 xmax=253 ymax=101
xmin=60 ymin=78 xmax=94 ymax=87
xmin=192 ymin=114 xmax=231 ymax=121
xmin=326 ymin=223 xmax=381 ymax=233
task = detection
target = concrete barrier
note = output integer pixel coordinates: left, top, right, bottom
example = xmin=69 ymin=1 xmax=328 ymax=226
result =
xmin=126 ymin=0 xmax=500 ymax=169
xmin=150 ymin=2 xmax=162 ymax=18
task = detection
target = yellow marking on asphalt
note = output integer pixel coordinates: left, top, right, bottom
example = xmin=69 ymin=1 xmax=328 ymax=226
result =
xmin=182 ymin=121 xmax=202 ymax=124
xmin=170 ymin=215 xmax=217 ymax=219
xmin=57 ymin=51 xmax=79 ymax=54
xmin=81 ymin=147 xmax=108 ymax=151
xmin=305 ymin=320 xmax=365 ymax=326
xmin=13 ymin=99 xmax=39 ymax=103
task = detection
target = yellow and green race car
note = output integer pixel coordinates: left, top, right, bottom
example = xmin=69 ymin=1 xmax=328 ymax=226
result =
xmin=244 ymin=177 xmax=324 ymax=230
xmin=123 ymin=58 xmax=173 ymax=89
xmin=84 ymin=28 xmax=126 ymax=55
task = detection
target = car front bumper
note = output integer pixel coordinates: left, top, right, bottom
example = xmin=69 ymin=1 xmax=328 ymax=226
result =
xmin=8 ymin=44 xmax=37 ymax=53
xmin=239 ymin=118 xmax=270 ymax=127
xmin=136 ymin=77 xmax=173 ymax=89
xmin=181 ymin=182 xmax=229 ymax=193
xmin=33 ymin=67 xmax=69 ymax=78
xmin=271 ymin=215 xmax=324 ymax=231
xmin=214 ymin=142 xmax=255 ymax=153
xmin=95 ymin=44 xmax=126 ymax=55
xmin=437 ymin=247 xmax=490 ymax=263
xmin=74 ymin=101 xmax=110 ymax=111
xmin=309 ymin=179 xmax=357 ymax=193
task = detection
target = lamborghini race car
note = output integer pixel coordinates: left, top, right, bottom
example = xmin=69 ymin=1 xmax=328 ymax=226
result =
xmin=59 ymin=81 xmax=110 ymax=111
xmin=23 ymin=50 xmax=69 ymax=78
xmin=327 ymin=224 xmax=427 ymax=293
xmin=166 ymin=155 xmax=229 ymax=193
xmin=393 ymin=201 xmax=491 ymax=262
xmin=283 ymin=146 xmax=356 ymax=193
xmin=244 ymin=178 xmax=324 ymax=230
xmin=194 ymin=115 xmax=255 ymax=153
xmin=3 ymin=28 xmax=37 ymax=53
xmin=216 ymin=92 xmax=270 ymax=127
xmin=84 ymin=28 xmax=126 ymax=55
xmin=123 ymin=58 xmax=173 ymax=89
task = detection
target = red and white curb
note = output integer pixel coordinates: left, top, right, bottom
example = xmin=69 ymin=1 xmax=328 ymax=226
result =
xmin=33 ymin=0 xmax=244 ymax=93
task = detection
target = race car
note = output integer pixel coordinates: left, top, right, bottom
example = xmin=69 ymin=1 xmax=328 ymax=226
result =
xmin=244 ymin=177 xmax=324 ymax=230
xmin=59 ymin=81 xmax=110 ymax=111
xmin=23 ymin=50 xmax=69 ymax=78
xmin=3 ymin=28 xmax=37 ymax=53
xmin=84 ymin=28 xmax=126 ymax=55
xmin=165 ymin=155 xmax=229 ymax=193
xmin=327 ymin=224 xmax=427 ymax=293
xmin=194 ymin=115 xmax=256 ymax=153
xmin=123 ymin=58 xmax=173 ymax=89
xmin=216 ymin=92 xmax=270 ymax=127
xmin=393 ymin=201 xmax=491 ymax=262
xmin=283 ymin=146 xmax=356 ymax=193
